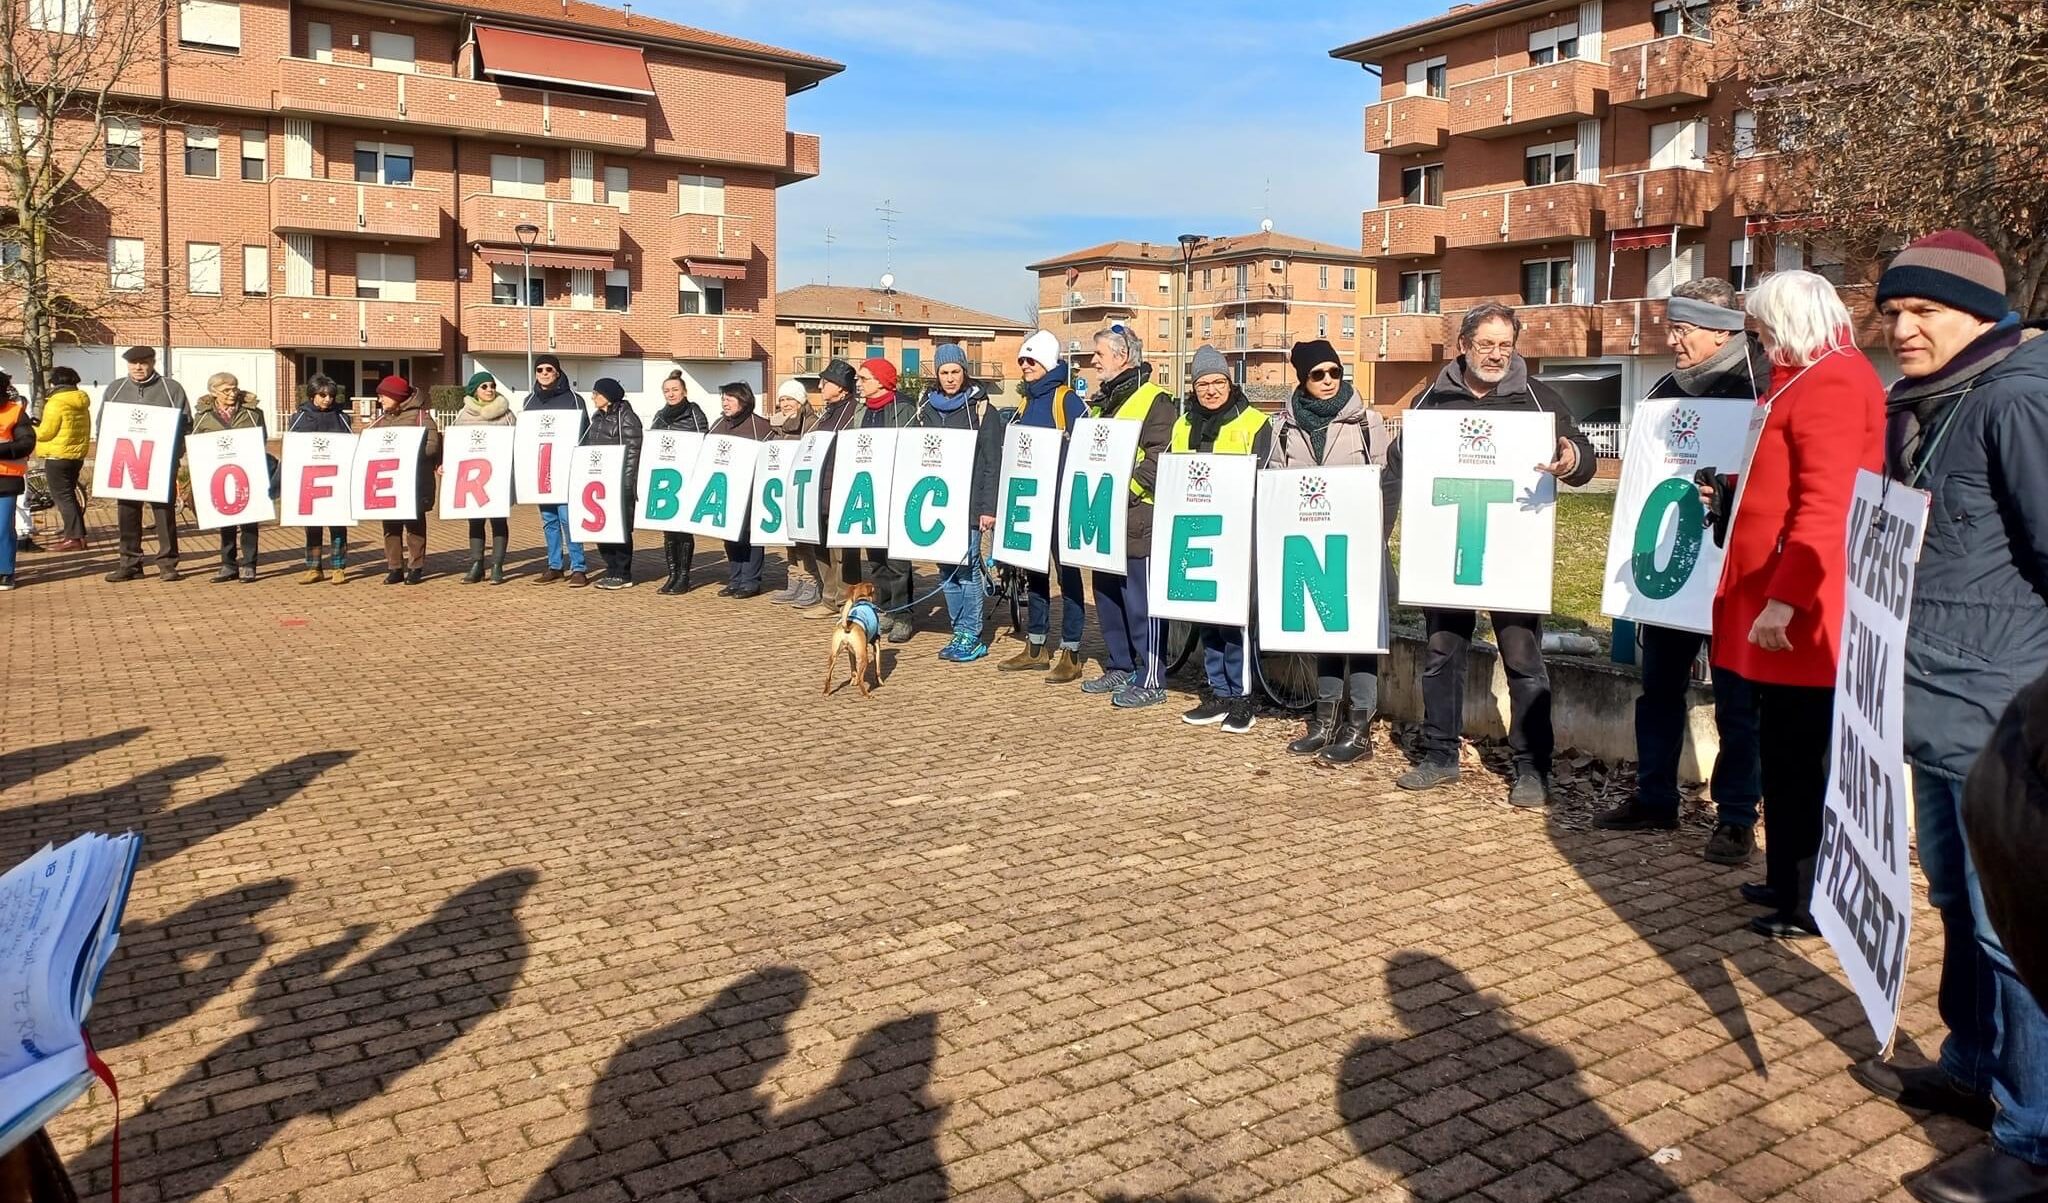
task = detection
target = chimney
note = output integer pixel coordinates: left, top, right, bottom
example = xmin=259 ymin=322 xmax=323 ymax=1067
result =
xmin=856 ymin=301 xmax=866 ymax=314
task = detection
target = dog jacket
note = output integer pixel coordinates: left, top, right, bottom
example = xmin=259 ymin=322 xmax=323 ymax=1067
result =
xmin=846 ymin=599 xmax=881 ymax=642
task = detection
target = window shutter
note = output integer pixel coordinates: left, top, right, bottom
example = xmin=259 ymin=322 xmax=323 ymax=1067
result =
xmin=570 ymin=268 xmax=595 ymax=310
xmin=178 ymin=0 xmax=240 ymax=49
xmin=1571 ymin=240 xmax=1596 ymax=305
xmin=242 ymin=244 xmax=268 ymax=294
xmin=569 ymin=149 xmax=594 ymax=203
xmin=1575 ymin=119 xmax=1600 ymax=183
xmin=283 ymin=233 xmax=313 ymax=297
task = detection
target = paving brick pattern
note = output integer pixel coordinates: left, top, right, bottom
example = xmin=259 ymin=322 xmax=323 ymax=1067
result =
xmin=3 ymin=509 xmax=1982 ymax=1202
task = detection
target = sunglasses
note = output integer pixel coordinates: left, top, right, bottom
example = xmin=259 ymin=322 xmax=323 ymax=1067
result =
xmin=1306 ymin=367 xmax=1343 ymax=382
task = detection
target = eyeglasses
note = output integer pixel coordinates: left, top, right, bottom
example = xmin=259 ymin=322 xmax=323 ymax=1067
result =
xmin=1467 ymin=341 xmax=1515 ymax=356
xmin=1666 ymin=322 xmax=1701 ymax=338
xmin=1306 ymin=367 xmax=1343 ymax=382
xmin=1195 ymin=378 xmax=1231 ymax=389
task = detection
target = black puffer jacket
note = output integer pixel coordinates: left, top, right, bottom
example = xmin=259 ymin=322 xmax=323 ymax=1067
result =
xmin=581 ymin=402 xmax=644 ymax=497
xmin=651 ymin=398 xmax=710 ymax=433
xmin=288 ymin=401 xmax=353 ymax=434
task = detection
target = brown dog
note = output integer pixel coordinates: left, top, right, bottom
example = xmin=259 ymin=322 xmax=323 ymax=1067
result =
xmin=823 ymin=582 xmax=882 ymax=697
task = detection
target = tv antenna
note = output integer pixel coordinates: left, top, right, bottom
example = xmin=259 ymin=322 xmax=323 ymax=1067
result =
xmin=876 ymin=198 xmax=901 ymax=276
xmin=823 ymin=226 xmax=836 ymax=284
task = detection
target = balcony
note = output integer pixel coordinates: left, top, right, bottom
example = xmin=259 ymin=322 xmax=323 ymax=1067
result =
xmin=1610 ymin=36 xmax=1716 ymax=109
xmin=1364 ymin=94 xmax=1448 ymax=155
xmin=783 ymin=132 xmax=820 ymax=182
xmin=1448 ymin=59 xmax=1607 ymax=139
xmin=1365 ymin=313 xmax=1448 ymax=362
xmin=271 ymin=178 xmax=440 ymax=242
xmin=1362 ymin=205 xmax=1445 ymax=261
xmin=460 ymin=194 xmax=620 ymax=256
xmin=671 ymin=213 xmax=754 ymax=264
xmin=1604 ymin=167 xmax=1717 ymax=230
xmin=275 ymin=57 xmax=647 ymax=151
xmin=272 ymin=297 xmax=443 ymax=353
xmin=1731 ymin=158 xmax=1812 ymax=217
xmin=1058 ymin=291 xmax=1134 ymax=313
xmin=1453 ymin=304 xmax=1598 ymax=357
xmin=671 ymin=314 xmax=762 ymax=360
xmin=1447 ymin=182 xmax=1599 ymax=248
xmin=1205 ymin=283 xmax=1295 ymax=306
xmin=1600 ymin=298 xmax=1672 ymax=353
xmin=463 ymin=305 xmax=621 ymax=357
xmin=1219 ymin=332 xmax=1293 ymax=353
xmin=788 ymin=355 xmax=829 ymax=376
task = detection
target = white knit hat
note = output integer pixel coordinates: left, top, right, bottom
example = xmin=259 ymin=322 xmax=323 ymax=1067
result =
xmin=1018 ymin=330 xmax=1061 ymax=370
xmin=776 ymin=379 xmax=808 ymax=404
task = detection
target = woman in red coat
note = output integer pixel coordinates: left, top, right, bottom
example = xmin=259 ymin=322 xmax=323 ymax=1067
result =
xmin=1710 ymin=270 xmax=1886 ymax=939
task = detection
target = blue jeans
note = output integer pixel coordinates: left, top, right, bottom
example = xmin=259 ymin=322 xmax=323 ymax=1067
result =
xmin=1025 ymin=563 xmax=1086 ymax=650
xmin=540 ymin=504 xmax=586 ymax=572
xmin=940 ymin=561 xmax=983 ymax=639
xmin=0 ymin=495 xmax=16 ymax=574
xmin=1093 ymin=559 xmax=1160 ymax=687
xmin=1919 ymin=770 xmax=2048 ymax=1164
xmin=1200 ymin=625 xmax=1248 ymax=698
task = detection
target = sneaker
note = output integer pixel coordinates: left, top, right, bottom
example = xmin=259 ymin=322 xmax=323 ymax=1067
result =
xmin=951 ymin=640 xmax=988 ymax=664
xmin=0 ymin=575 xmax=15 ymax=591
xmin=595 ymin=576 xmax=628 ymax=590
xmin=1508 ymin=772 xmax=1552 ymax=809
xmin=1221 ymin=698 xmax=1256 ymax=734
xmin=535 ymin=568 xmax=563 ymax=585
xmin=301 ymin=566 xmax=325 ymax=584
xmin=1183 ymin=698 xmax=1233 ymax=726
xmin=211 ymin=567 xmax=238 ymax=583
xmin=159 ymin=565 xmax=181 ymax=582
xmin=1112 ymin=683 xmax=1167 ymax=709
xmin=789 ymin=581 xmax=822 ymax=608
xmin=1081 ymin=669 xmax=1132 ymax=695
xmin=330 ymin=565 xmax=347 ymax=584
xmin=1594 ymin=798 xmax=1679 ymax=831
xmin=937 ymin=633 xmax=972 ymax=661
xmin=1396 ymin=761 xmax=1461 ymax=792
xmin=568 ymin=571 xmax=590 ymax=588
xmin=886 ymin=619 xmax=914 ymax=645
xmin=383 ymin=569 xmax=406 ymax=585
xmin=1704 ymin=822 xmax=1756 ymax=865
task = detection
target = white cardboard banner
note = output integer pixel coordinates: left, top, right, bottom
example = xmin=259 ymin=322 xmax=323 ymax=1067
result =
xmin=787 ymin=431 xmax=835 ymax=546
xmin=1147 ymin=453 xmax=1257 ymax=627
xmin=1815 ymin=470 xmax=1930 ymax=1053
xmin=186 ymin=427 xmax=276 ymax=530
xmin=567 ymin=443 xmax=628 ymax=544
xmin=349 ymin=425 xmax=426 ymax=522
xmin=90 ymin=403 xmax=182 ymax=502
xmin=1396 ymin=409 xmax=1557 ymax=614
xmin=887 ymin=427 xmax=977 ymax=565
xmin=750 ymin=440 xmax=797 ymax=547
xmin=1599 ymin=398 xmax=1754 ymax=634
xmin=1256 ymin=466 xmax=1390 ymax=654
xmin=280 ymin=431 xmax=357 ymax=527
xmin=826 ymin=428 xmax=898 ymax=550
xmin=636 ymin=430 xmax=706 ymax=534
xmin=679 ymin=433 xmax=760 ymax=541
xmin=438 ymin=425 xmax=515 ymax=520
xmin=1058 ymin=417 xmax=1143 ymax=574
xmin=993 ymin=424 xmax=1064 ymax=575
xmin=513 ymin=410 xmax=582 ymax=506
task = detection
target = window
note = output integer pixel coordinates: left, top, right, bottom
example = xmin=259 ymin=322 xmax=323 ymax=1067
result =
xmin=355 ymin=251 xmax=416 ymax=301
xmin=1399 ymin=270 xmax=1441 ymax=314
xmin=1528 ymin=23 xmax=1580 ymax=65
xmin=491 ymin=264 xmax=542 ymax=306
xmin=354 ymin=141 xmax=414 ymax=187
xmin=0 ymin=242 xmax=21 ymax=279
xmin=104 ymin=117 xmax=142 ymax=171
xmin=1201 ymin=267 xmax=1212 ymax=290
xmin=28 ymin=0 xmax=92 ymax=35
xmin=678 ymin=274 xmax=724 ymax=316
xmin=1775 ymin=237 xmax=1806 ymax=273
xmin=1522 ymin=257 xmax=1574 ymax=306
xmin=306 ymin=20 xmax=331 ymax=60
xmin=1201 ymin=315 xmax=1213 ymax=339
xmin=183 ymin=126 xmax=218 ymax=177
xmin=1649 ymin=118 xmax=1708 ymax=171
xmin=1319 ymin=265 xmax=1330 ymax=290
xmin=1232 ymin=315 xmax=1247 ymax=349
xmin=178 ymin=0 xmax=239 ymax=49
xmin=1523 ymin=139 xmax=1576 ymax=186
xmin=1316 ymin=313 xmax=1328 ymax=338
xmin=239 ymin=128 xmax=266 ymax=181
xmin=242 ymin=244 xmax=268 ymax=295
xmin=186 ymin=242 xmax=220 ymax=295
xmin=1652 ymin=0 xmax=1710 ymax=37
xmin=677 ymin=173 xmax=726 ymax=215
xmin=604 ymin=165 xmax=630 ymax=211
xmin=1157 ymin=271 xmax=1172 ymax=295
xmin=369 ymin=31 xmax=415 ymax=73
xmin=490 ymin=154 xmax=545 ymax=199
xmin=1342 ymin=267 xmax=1357 ymax=292
xmin=1404 ymin=55 xmax=1448 ymax=98
xmin=1156 ymin=316 xmax=1169 ymax=340
xmin=1400 ymin=163 xmax=1444 ymax=206
xmin=1234 ymin=263 xmax=1249 ymax=288
xmin=803 ymin=333 xmax=823 ymax=360
xmin=1809 ymin=243 xmax=1846 ymax=285
xmin=604 ymin=268 xmax=629 ymax=312
xmin=1646 ymin=243 xmax=1702 ymax=298
xmin=5 ymin=105 xmax=42 ymax=155
xmin=108 ymin=237 xmax=144 ymax=291
xmin=1730 ymin=238 xmax=1756 ymax=291
xmin=1732 ymin=109 xmax=1758 ymax=160
xmin=1109 ymin=270 xmax=1126 ymax=304
xmin=1342 ymin=315 xmax=1356 ymax=338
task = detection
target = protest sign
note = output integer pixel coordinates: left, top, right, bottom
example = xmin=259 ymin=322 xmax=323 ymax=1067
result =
xmin=826 ymin=429 xmax=897 ymax=550
xmin=349 ymin=425 xmax=425 ymax=521
xmin=993 ymin=423 xmax=1063 ymax=574
xmin=437 ymin=425 xmax=515 ymax=520
xmin=787 ymin=431 xmax=835 ymax=545
xmin=280 ymin=431 xmax=357 ymax=527
xmin=513 ymin=410 xmax=581 ymax=505
xmin=1600 ymin=398 xmax=1754 ymax=634
xmin=568 ymin=443 xmax=627 ymax=544
xmin=1147 ymin=453 xmax=1256 ymax=627
xmin=1058 ymin=417 xmax=1143 ymax=574
xmin=1814 ymin=469 xmax=1929 ymax=1052
xmin=751 ymin=440 xmax=796 ymax=547
xmin=1256 ymin=466 xmax=1389 ymax=654
xmin=636 ymin=430 xmax=706 ymax=534
xmin=1396 ymin=409 xmax=1556 ymax=613
xmin=887 ymin=428 xmax=977 ymax=565
xmin=186 ymin=426 xmax=276 ymax=530
xmin=679 ymin=433 xmax=759 ymax=541
xmin=90 ymin=403 xmax=182 ymax=502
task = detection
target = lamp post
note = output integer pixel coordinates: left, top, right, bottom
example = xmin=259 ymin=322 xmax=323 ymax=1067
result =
xmin=1177 ymin=234 xmax=1205 ymax=412
xmin=514 ymin=222 xmax=540 ymax=389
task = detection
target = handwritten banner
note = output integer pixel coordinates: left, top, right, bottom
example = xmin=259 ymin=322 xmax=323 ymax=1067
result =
xmin=887 ymin=427 xmax=976 ymax=565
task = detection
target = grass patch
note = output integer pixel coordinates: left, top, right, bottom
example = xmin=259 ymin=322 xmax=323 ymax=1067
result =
xmin=1389 ymin=489 xmax=1617 ymax=644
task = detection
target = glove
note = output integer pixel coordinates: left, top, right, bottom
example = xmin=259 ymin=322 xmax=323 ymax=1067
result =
xmin=1694 ymin=467 xmax=1736 ymax=548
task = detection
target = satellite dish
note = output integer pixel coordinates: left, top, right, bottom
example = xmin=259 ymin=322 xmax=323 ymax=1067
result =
xmin=1260 ymin=218 xmax=1274 ymax=233
xmin=879 ymin=272 xmax=895 ymax=291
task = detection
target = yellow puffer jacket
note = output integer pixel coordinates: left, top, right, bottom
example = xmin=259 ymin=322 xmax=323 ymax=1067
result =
xmin=33 ymin=387 xmax=91 ymax=460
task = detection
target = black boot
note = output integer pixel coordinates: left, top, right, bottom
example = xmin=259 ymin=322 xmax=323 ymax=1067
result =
xmin=1317 ymin=712 xmax=1374 ymax=765
xmin=490 ymin=535 xmax=507 ymax=585
xmin=1288 ymin=700 xmax=1339 ymax=755
xmin=463 ymin=537 xmax=486 ymax=584
xmin=656 ymin=540 xmax=681 ymax=594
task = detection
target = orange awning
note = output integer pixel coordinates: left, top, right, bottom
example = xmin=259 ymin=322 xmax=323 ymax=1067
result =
xmin=473 ymin=25 xmax=654 ymax=98
xmin=478 ymin=246 xmax=615 ymax=272
xmin=683 ymin=259 xmax=748 ymax=281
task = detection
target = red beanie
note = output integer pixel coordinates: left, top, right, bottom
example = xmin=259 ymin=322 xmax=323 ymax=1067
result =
xmin=375 ymin=374 xmax=413 ymax=401
xmin=861 ymin=357 xmax=898 ymax=393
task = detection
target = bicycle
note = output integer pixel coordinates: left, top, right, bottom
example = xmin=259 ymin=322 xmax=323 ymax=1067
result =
xmin=980 ymin=557 xmax=1029 ymax=643
xmin=1163 ymin=621 xmax=1316 ymax=711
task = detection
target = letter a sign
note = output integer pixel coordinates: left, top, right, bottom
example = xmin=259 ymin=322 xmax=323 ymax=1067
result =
xmin=1059 ymin=417 xmax=1142 ymax=574
xmin=680 ymin=433 xmax=760 ymax=541
xmin=827 ymin=429 xmax=897 ymax=550
xmin=187 ymin=426 xmax=277 ymax=529
xmin=1397 ymin=409 xmax=1556 ymax=614
xmin=92 ymin=403 xmax=182 ymax=502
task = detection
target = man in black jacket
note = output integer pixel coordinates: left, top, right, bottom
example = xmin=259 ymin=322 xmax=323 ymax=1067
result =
xmin=1593 ymin=278 xmax=1766 ymax=867
xmin=103 ymin=345 xmax=192 ymax=582
xmin=1387 ymin=302 xmax=1598 ymax=808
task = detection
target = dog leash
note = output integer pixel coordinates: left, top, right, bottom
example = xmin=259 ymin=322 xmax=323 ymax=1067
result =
xmin=876 ymin=549 xmax=983 ymax=616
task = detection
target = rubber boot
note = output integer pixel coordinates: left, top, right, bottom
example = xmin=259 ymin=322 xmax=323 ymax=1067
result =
xmin=1317 ymin=712 xmax=1374 ymax=765
xmin=1288 ymin=700 xmax=1339 ymax=756
xmin=463 ymin=537 xmax=486 ymax=584
xmin=490 ymin=535 xmax=507 ymax=585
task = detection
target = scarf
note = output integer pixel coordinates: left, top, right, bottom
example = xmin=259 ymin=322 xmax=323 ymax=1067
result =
xmin=1184 ymin=389 xmax=1249 ymax=452
xmin=460 ymin=395 xmax=510 ymax=423
xmin=864 ymin=388 xmax=896 ymax=412
xmin=1095 ymin=366 xmax=1146 ymax=415
xmin=1887 ymin=315 xmax=2028 ymax=479
xmin=1670 ymin=331 xmax=1759 ymax=397
xmin=529 ymin=373 xmax=574 ymax=404
xmin=1289 ymin=381 xmax=1353 ymax=460
xmin=926 ymin=384 xmax=972 ymax=415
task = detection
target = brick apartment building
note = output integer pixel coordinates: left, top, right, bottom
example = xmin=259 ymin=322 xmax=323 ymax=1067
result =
xmin=1331 ymin=0 xmax=1888 ymax=430
xmin=1028 ymin=231 xmax=1377 ymax=402
xmin=2 ymin=0 xmax=837 ymax=424
xmin=774 ymin=284 xmax=1030 ymax=400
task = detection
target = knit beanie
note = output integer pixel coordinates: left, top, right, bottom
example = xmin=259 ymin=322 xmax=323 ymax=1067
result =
xmin=1190 ymin=344 xmax=1229 ymax=383
xmin=464 ymin=370 xmax=496 ymax=398
xmin=375 ymin=375 xmax=413 ymax=401
xmin=1289 ymin=339 xmax=1342 ymax=384
xmin=591 ymin=378 xmax=626 ymax=407
xmin=820 ymin=358 xmax=857 ymax=393
xmin=776 ymin=379 xmax=809 ymax=405
xmin=862 ymin=357 xmax=899 ymax=392
xmin=1019 ymin=330 xmax=1061 ymax=370
xmin=533 ymin=353 xmax=564 ymax=373
xmin=934 ymin=343 xmax=969 ymax=372
xmin=1877 ymin=231 xmax=2010 ymax=323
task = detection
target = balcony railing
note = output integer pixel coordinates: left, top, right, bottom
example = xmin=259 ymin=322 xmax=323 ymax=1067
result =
xmin=271 ymin=178 xmax=439 ymax=242
xmin=672 ymin=212 xmax=754 ymax=264
xmin=1605 ymin=167 xmax=1717 ymax=230
xmin=670 ymin=314 xmax=762 ymax=360
xmin=1610 ymin=35 xmax=1716 ymax=109
xmin=1058 ymin=291 xmax=1133 ymax=311
xmin=275 ymin=57 xmax=647 ymax=151
xmin=272 ymin=296 xmax=443 ymax=352
xmin=1205 ymin=283 xmax=1295 ymax=305
xmin=1362 ymin=204 xmax=1445 ymax=261
xmin=461 ymin=194 xmax=621 ymax=255
xmin=1364 ymin=94 xmax=1449 ymax=155
xmin=463 ymin=305 xmax=621 ymax=357
xmin=788 ymin=355 xmax=829 ymax=376
xmin=1448 ymin=58 xmax=1607 ymax=139
xmin=1367 ymin=313 xmax=1447 ymax=362
xmin=1447 ymin=181 xmax=1600 ymax=248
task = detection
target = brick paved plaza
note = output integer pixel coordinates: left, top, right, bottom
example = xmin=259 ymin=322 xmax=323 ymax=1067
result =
xmin=3 ymin=512 xmax=1982 ymax=1202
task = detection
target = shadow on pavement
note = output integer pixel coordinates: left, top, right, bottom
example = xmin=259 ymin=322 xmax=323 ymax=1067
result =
xmin=0 ymin=725 xmax=150 ymax=793
xmin=91 ymin=876 xmax=296 ymax=1051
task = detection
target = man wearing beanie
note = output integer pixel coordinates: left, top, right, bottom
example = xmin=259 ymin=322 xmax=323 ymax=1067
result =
xmin=103 ymin=345 xmax=192 ymax=582
xmin=521 ymin=354 xmax=591 ymax=586
xmin=1593 ymin=278 xmax=1767 ymax=869
xmin=1851 ymin=230 xmax=2048 ymax=1203
xmin=1000 ymin=330 xmax=1093 ymax=680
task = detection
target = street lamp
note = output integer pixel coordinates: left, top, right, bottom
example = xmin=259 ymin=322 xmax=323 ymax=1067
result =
xmin=514 ymin=222 xmax=540 ymax=389
xmin=1177 ymin=234 xmax=1205 ymax=411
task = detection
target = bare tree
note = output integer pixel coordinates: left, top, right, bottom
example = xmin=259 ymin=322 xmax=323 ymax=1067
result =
xmin=1731 ymin=2 xmax=2048 ymax=317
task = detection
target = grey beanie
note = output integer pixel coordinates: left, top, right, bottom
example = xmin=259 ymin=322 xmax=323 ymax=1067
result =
xmin=1190 ymin=344 xmax=1229 ymax=384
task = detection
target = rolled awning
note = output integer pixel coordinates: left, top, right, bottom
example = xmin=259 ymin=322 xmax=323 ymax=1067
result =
xmin=1535 ymin=365 xmax=1623 ymax=383
xmin=477 ymin=246 xmax=615 ymax=272
xmin=683 ymin=259 xmax=747 ymax=281
xmin=1609 ymin=226 xmax=1678 ymax=252
xmin=473 ymin=25 xmax=654 ymax=98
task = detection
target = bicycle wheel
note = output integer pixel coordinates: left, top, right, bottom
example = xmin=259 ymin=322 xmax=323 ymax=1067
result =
xmin=1163 ymin=620 xmax=1201 ymax=678
xmin=1256 ymin=650 xmax=1319 ymax=712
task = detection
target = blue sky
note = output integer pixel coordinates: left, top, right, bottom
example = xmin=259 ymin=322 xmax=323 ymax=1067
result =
xmin=653 ymin=0 xmax=1413 ymax=321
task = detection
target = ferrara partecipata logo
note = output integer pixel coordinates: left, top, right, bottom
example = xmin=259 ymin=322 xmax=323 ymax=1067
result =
xmin=1185 ymin=458 xmax=1212 ymax=502
xmin=467 ymin=430 xmax=488 ymax=452
xmin=1456 ymin=417 xmax=1496 ymax=465
xmin=1088 ymin=423 xmax=1111 ymax=459
xmin=1663 ymin=406 xmax=1702 ymax=466
xmin=1015 ymin=431 xmax=1034 ymax=469
xmin=1297 ymin=474 xmax=1331 ymax=521
xmin=378 ymin=430 xmax=398 ymax=450
xmin=855 ymin=432 xmax=875 ymax=461
xmin=920 ymin=433 xmax=945 ymax=468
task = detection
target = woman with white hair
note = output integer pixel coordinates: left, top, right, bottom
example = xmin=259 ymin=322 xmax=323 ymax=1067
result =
xmin=1707 ymin=270 xmax=1885 ymax=939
